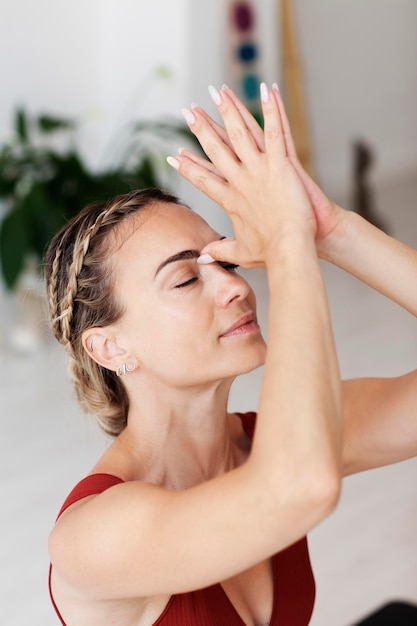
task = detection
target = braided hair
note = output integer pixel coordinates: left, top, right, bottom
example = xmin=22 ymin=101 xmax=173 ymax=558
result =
xmin=44 ymin=188 xmax=182 ymax=436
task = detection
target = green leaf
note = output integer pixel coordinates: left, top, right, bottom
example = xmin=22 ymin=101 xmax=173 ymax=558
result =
xmin=37 ymin=115 xmax=75 ymax=133
xmin=0 ymin=147 xmax=19 ymax=197
xmin=15 ymin=108 xmax=29 ymax=143
xmin=0 ymin=207 xmax=29 ymax=288
xmin=22 ymin=185 xmax=66 ymax=258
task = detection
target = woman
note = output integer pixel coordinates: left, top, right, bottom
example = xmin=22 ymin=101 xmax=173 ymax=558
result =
xmin=46 ymin=84 xmax=416 ymax=625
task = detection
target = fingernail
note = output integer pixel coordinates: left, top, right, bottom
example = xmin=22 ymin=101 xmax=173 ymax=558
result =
xmin=197 ymin=254 xmax=215 ymax=264
xmin=181 ymin=107 xmax=196 ymax=125
xmin=208 ymin=85 xmax=222 ymax=106
xmin=178 ymin=147 xmax=185 ymax=154
xmin=166 ymin=156 xmax=180 ymax=170
xmin=272 ymin=82 xmax=280 ymax=92
xmin=260 ymin=82 xmax=269 ymax=103
xmin=190 ymin=102 xmax=199 ymax=110
xmin=221 ymin=83 xmax=229 ymax=90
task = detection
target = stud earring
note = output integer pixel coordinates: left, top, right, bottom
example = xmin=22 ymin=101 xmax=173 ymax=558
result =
xmin=116 ymin=361 xmax=136 ymax=377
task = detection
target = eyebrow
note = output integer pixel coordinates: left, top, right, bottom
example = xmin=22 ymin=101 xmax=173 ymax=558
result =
xmin=154 ymin=236 xmax=226 ymax=278
xmin=154 ymin=249 xmax=200 ymax=278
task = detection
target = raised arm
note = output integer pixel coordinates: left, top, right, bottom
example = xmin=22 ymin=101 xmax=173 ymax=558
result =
xmin=270 ymin=87 xmax=417 ymax=473
xmin=49 ymin=85 xmax=343 ymax=603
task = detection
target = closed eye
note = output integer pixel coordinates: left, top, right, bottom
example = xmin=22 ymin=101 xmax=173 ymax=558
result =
xmin=218 ymin=262 xmax=239 ymax=271
xmin=175 ymin=276 xmax=199 ymax=289
xmin=174 ymin=263 xmax=238 ymax=288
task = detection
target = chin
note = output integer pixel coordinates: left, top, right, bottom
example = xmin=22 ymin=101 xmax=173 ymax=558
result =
xmin=233 ymin=342 xmax=267 ymax=376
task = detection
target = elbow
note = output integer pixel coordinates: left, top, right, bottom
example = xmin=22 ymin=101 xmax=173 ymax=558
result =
xmin=307 ymin=467 xmax=342 ymax=522
xmin=267 ymin=460 xmax=342 ymax=537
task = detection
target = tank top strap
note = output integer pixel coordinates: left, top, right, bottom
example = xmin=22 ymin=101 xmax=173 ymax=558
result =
xmin=56 ymin=473 xmax=124 ymax=520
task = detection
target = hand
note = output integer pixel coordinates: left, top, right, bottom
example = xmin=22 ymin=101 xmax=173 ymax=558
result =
xmin=179 ymin=85 xmax=343 ymax=258
xmin=169 ymin=83 xmax=316 ymax=267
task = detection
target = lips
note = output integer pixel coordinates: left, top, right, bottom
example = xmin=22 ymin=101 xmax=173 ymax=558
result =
xmin=220 ymin=312 xmax=259 ymax=338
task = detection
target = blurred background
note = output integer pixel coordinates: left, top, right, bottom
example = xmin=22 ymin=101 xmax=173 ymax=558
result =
xmin=0 ymin=1 xmax=416 ymax=624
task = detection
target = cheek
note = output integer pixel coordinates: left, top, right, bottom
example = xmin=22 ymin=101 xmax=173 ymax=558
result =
xmin=138 ymin=320 xmax=215 ymax=387
xmin=139 ymin=303 xmax=213 ymax=358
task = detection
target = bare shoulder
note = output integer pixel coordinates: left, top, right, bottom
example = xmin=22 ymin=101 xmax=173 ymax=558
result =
xmin=49 ymin=460 xmax=172 ymax=624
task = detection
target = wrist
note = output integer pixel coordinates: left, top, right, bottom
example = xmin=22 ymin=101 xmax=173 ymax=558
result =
xmin=316 ymin=204 xmax=351 ymax=263
xmin=264 ymin=227 xmax=317 ymax=271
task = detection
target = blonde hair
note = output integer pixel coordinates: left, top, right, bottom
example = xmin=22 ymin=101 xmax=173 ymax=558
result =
xmin=44 ymin=188 xmax=182 ymax=436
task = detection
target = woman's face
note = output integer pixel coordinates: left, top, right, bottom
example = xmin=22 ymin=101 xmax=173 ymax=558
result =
xmin=112 ymin=202 xmax=266 ymax=389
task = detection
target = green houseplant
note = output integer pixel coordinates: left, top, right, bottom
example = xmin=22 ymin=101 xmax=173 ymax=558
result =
xmin=0 ymin=106 xmax=198 ymax=289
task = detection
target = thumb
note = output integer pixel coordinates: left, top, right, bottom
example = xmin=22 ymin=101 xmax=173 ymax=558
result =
xmin=197 ymin=238 xmax=238 ymax=265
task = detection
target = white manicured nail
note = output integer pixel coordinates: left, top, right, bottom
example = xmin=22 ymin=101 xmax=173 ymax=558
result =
xmin=167 ymin=156 xmax=180 ymax=170
xmin=260 ymin=82 xmax=269 ymax=103
xmin=197 ymin=254 xmax=215 ymax=264
xmin=208 ymin=85 xmax=222 ymax=106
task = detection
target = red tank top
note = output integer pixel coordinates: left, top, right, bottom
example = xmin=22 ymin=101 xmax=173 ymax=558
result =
xmin=49 ymin=413 xmax=316 ymax=625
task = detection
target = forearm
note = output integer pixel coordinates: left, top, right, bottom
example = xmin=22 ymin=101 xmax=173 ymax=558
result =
xmin=252 ymin=232 xmax=343 ymax=484
xmin=320 ymin=208 xmax=417 ymax=317
xmin=342 ymin=371 xmax=417 ymax=475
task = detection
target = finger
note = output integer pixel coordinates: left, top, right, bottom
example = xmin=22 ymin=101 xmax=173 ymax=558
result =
xmin=220 ymin=86 xmax=265 ymax=152
xmin=191 ymin=105 xmax=233 ymax=151
xmin=193 ymin=90 xmax=265 ymax=154
xmin=208 ymin=86 xmax=261 ymax=166
xmin=199 ymin=238 xmax=264 ymax=269
xmin=270 ymin=85 xmax=325 ymax=205
xmin=181 ymin=106 xmax=242 ymax=181
xmin=198 ymin=238 xmax=239 ymax=264
xmin=271 ymin=84 xmax=297 ymax=160
xmin=178 ymin=148 xmax=227 ymax=182
xmin=259 ymin=83 xmax=286 ymax=164
xmin=270 ymin=88 xmax=324 ymax=195
xmin=167 ymin=153 xmax=230 ymax=208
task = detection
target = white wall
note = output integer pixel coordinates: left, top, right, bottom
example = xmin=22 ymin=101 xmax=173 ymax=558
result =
xmin=295 ymin=0 xmax=417 ymax=198
xmin=0 ymin=0 xmax=189 ymax=169
xmin=0 ymin=1 xmax=100 ymax=130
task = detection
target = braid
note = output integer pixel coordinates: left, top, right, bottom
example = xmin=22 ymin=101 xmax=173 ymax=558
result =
xmin=44 ymin=187 xmax=182 ymax=436
xmin=51 ymin=206 xmax=111 ymax=352
xmin=48 ymin=244 xmax=64 ymax=344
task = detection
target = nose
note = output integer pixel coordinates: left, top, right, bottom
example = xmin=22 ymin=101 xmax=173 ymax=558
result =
xmin=210 ymin=264 xmax=252 ymax=308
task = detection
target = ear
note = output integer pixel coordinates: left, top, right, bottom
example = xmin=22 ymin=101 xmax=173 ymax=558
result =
xmin=82 ymin=328 xmax=133 ymax=373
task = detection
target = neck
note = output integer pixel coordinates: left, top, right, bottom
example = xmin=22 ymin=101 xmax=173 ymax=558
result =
xmin=118 ymin=377 xmax=246 ymax=489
